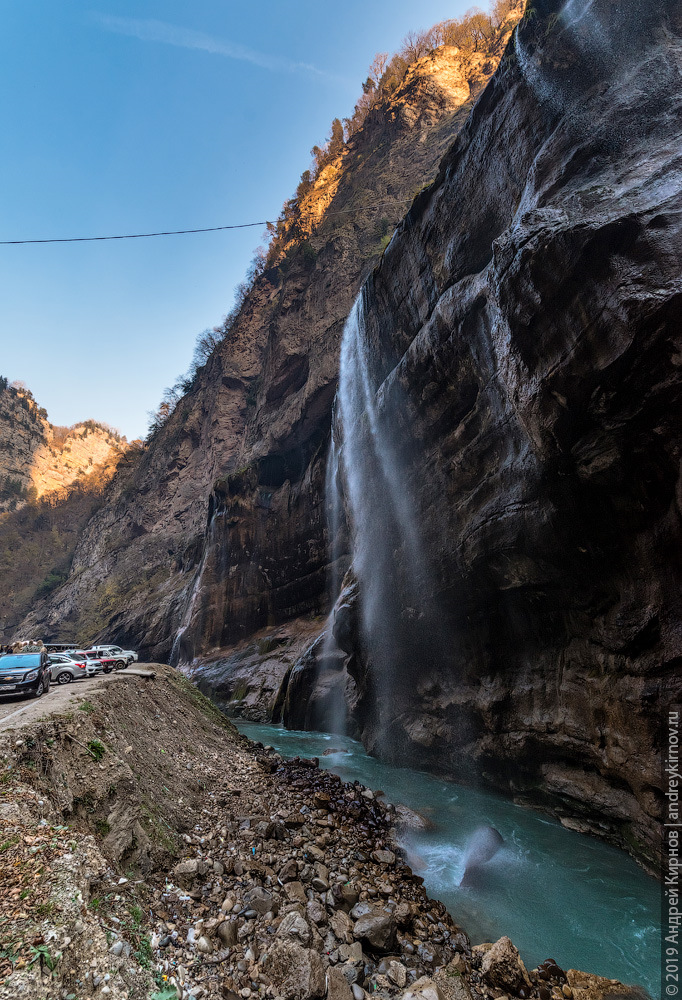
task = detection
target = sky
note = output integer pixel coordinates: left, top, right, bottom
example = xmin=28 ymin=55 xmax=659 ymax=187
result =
xmin=1 ymin=0 xmax=476 ymax=440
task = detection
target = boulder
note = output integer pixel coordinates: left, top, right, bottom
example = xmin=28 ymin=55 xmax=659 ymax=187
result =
xmin=481 ymin=936 xmax=532 ymax=992
xmin=352 ymin=905 xmax=396 ymax=952
xmin=262 ymin=940 xmax=326 ymax=999
xmin=277 ymin=911 xmax=311 ymax=946
xmin=244 ymin=886 xmax=275 ymax=915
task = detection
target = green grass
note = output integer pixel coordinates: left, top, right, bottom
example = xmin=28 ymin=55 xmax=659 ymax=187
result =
xmin=78 ymin=700 xmax=95 ymax=714
xmin=86 ymin=740 xmax=106 ymax=761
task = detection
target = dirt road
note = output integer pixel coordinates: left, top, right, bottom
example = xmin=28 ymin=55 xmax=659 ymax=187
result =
xmin=0 ymin=665 xmax=157 ymax=732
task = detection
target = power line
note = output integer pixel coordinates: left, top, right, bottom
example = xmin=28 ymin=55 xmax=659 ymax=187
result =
xmin=0 ymin=200 xmax=412 ymax=246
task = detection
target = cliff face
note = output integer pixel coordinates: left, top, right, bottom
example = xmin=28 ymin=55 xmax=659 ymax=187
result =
xmin=193 ymin=0 xmax=682 ymax=872
xmin=0 ymin=384 xmax=130 ymax=639
xmin=304 ymin=0 xmax=680 ymax=869
xmin=16 ymin=19 xmax=523 ymax=652
xmin=0 ymin=385 xmax=124 ymax=511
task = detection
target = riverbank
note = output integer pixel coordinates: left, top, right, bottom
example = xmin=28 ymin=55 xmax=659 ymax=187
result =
xmin=0 ymin=666 xmax=644 ymax=999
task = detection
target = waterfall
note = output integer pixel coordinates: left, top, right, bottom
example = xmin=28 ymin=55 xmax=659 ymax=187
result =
xmin=317 ymin=435 xmax=347 ymax=734
xmin=169 ymin=511 xmax=222 ymax=667
xmin=335 ymin=289 xmax=438 ymax=752
xmin=325 ymin=435 xmax=343 ymax=611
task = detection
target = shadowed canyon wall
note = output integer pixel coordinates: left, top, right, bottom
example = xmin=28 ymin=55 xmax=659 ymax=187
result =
xmin=306 ymin=0 xmax=682 ymax=870
xmin=195 ymin=0 xmax=682 ymax=871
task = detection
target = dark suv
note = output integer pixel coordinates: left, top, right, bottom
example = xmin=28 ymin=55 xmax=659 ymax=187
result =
xmin=0 ymin=653 xmax=52 ymax=699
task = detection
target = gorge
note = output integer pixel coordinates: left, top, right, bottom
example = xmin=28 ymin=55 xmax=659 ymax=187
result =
xmin=8 ymin=0 xmax=682 ymax=992
xmin=188 ymin=0 xmax=682 ymax=879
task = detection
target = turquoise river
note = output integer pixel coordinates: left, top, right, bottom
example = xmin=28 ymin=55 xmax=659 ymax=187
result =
xmin=233 ymin=720 xmax=660 ymax=997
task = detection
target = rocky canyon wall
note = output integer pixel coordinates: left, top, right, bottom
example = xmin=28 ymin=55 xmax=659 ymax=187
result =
xmin=16 ymin=19 xmax=523 ymax=655
xmin=194 ymin=0 xmax=682 ymax=872
xmin=298 ymin=0 xmax=681 ymax=870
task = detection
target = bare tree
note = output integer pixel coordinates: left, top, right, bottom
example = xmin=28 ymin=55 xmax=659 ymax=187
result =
xmin=368 ymin=52 xmax=389 ymax=86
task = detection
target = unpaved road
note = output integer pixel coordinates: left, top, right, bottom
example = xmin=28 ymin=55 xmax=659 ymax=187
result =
xmin=0 ymin=665 xmax=158 ymax=731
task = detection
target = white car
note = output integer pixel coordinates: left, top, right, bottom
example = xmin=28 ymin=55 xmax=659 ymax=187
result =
xmin=52 ymin=652 xmax=102 ymax=680
xmin=91 ymin=644 xmax=138 ymax=664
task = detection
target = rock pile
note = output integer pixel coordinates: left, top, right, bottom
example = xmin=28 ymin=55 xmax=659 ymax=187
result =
xmin=141 ymin=743 xmax=637 ymax=1000
xmin=146 ymin=748 xmax=471 ymax=1000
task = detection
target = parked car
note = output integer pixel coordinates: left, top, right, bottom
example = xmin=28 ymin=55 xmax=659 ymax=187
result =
xmin=47 ymin=653 xmax=91 ymax=684
xmin=90 ymin=644 xmax=137 ymax=664
xmin=62 ymin=650 xmax=105 ymax=676
xmin=0 ymin=652 xmax=51 ymax=698
xmin=81 ymin=649 xmax=124 ymax=673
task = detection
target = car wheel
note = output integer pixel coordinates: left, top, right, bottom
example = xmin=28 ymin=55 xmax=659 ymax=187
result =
xmin=57 ymin=672 xmax=73 ymax=685
xmin=103 ymin=666 xmax=112 ymax=674
xmin=32 ymin=680 xmax=44 ymax=699
xmin=114 ymin=659 xmax=125 ymax=670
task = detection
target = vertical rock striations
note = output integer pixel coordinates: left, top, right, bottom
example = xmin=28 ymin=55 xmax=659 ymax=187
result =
xmin=326 ymin=0 xmax=682 ymax=869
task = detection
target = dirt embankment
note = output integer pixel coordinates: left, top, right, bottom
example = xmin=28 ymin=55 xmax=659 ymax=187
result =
xmin=0 ymin=667 xmax=638 ymax=1000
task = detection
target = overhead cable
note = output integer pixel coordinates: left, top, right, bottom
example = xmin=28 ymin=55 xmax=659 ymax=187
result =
xmin=0 ymin=200 xmax=412 ymax=246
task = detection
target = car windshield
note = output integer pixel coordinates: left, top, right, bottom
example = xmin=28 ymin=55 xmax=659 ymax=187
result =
xmin=0 ymin=654 xmax=41 ymax=670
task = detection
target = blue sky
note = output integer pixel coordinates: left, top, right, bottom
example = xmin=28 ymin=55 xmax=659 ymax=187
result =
xmin=1 ymin=0 xmax=475 ymax=439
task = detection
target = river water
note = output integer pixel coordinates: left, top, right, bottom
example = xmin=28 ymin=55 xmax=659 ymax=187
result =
xmin=233 ymin=720 xmax=659 ymax=996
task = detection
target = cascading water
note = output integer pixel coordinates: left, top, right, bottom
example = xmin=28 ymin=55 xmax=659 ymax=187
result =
xmin=169 ymin=511 xmax=222 ymax=666
xmin=325 ymin=435 xmax=343 ymax=618
xmin=317 ymin=436 xmax=348 ymax=734
xmin=336 ymin=289 xmax=445 ymax=753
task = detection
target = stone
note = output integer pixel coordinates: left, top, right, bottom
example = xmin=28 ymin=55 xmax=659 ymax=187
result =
xmin=387 ymin=960 xmax=407 ymax=987
xmin=393 ymin=805 xmax=433 ymax=831
xmin=352 ymin=906 xmax=396 ymax=952
xmin=261 ymin=940 xmax=326 ymax=1000
xmin=173 ymin=858 xmax=209 ymax=884
xmin=338 ymin=942 xmax=363 ymax=965
xmin=278 ymin=859 xmax=299 ymax=883
xmin=327 ymin=966 xmax=354 ymax=1000
xmin=244 ymin=886 xmax=275 ymax=915
xmin=394 ymin=902 xmax=415 ymax=928
xmin=371 ymin=849 xmax=396 ymax=865
xmin=284 ymin=881 xmax=307 ymax=905
xmin=330 ymin=910 xmax=353 ymax=943
xmin=481 ymin=937 xmax=532 ymax=993
xmin=402 ymin=977 xmax=446 ymax=1000
xmin=216 ymin=920 xmax=238 ymax=946
xmin=277 ymin=912 xmax=311 ymax=946
xmin=306 ymin=899 xmax=327 ymax=926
